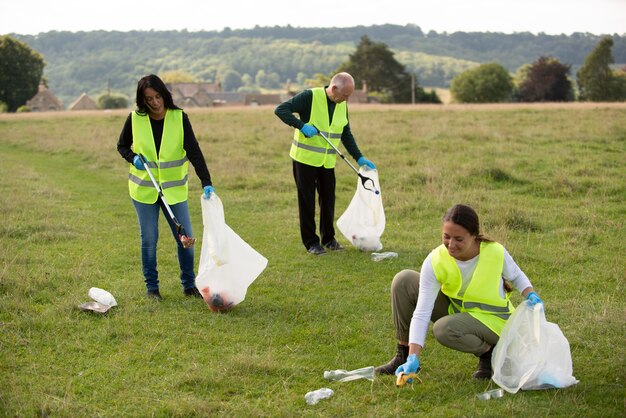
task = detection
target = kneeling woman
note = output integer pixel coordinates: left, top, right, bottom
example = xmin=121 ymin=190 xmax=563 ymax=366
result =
xmin=376 ymin=204 xmax=543 ymax=379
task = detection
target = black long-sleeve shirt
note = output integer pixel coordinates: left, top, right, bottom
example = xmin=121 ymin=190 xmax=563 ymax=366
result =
xmin=116 ymin=111 xmax=212 ymax=187
xmin=274 ymin=88 xmax=363 ymax=161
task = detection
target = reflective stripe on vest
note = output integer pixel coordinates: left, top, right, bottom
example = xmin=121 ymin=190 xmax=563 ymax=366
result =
xmin=431 ymin=242 xmax=514 ymax=334
xmin=128 ymin=109 xmax=189 ymax=204
xmin=289 ymin=87 xmax=348 ymax=168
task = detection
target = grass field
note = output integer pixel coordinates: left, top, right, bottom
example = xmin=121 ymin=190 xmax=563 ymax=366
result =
xmin=1 ymin=103 xmax=624 ymax=416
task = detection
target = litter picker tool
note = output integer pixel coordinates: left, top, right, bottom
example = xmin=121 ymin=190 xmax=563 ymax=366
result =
xmin=316 ymin=130 xmax=379 ymax=194
xmin=137 ymin=154 xmax=196 ymax=248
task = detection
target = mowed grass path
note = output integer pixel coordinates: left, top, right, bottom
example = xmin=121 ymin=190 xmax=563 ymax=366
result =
xmin=0 ymin=104 xmax=624 ymax=416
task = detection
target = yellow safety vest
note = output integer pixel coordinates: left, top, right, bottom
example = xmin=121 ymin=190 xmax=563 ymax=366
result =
xmin=128 ymin=109 xmax=189 ymax=204
xmin=431 ymin=241 xmax=514 ymax=335
xmin=289 ymin=87 xmax=348 ymax=168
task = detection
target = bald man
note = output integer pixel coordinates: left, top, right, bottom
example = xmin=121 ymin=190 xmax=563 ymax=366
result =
xmin=275 ymin=72 xmax=376 ymax=256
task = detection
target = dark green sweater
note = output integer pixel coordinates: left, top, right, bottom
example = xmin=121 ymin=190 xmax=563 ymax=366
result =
xmin=274 ymin=88 xmax=363 ymax=161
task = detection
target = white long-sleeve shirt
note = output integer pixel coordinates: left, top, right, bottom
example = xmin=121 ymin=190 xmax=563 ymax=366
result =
xmin=408 ymin=246 xmax=532 ymax=346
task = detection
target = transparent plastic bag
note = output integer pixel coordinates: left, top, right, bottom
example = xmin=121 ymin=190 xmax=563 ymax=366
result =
xmin=304 ymin=388 xmax=334 ymax=405
xmin=337 ymin=167 xmax=385 ymax=251
xmin=492 ymin=301 xmax=579 ymax=393
xmin=324 ymin=366 xmax=375 ymax=382
xmin=371 ymin=252 xmax=398 ymax=262
xmin=195 ymin=195 xmax=268 ymax=311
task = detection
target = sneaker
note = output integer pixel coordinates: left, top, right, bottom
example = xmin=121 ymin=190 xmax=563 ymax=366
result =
xmin=146 ymin=289 xmax=162 ymax=301
xmin=183 ymin=287 xmax=203 ymax=298
xmin=307 ymin=244 xmax=327 ymax=256
xmin=324 ymin=239 xmax=345 ymax=251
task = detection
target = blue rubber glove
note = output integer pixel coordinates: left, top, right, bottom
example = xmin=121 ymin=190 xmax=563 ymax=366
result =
xmin=300 ymin=124 xmax=318 ymax=138
xmin=203 ymin=185 xmax=215 ymax=199
xmin=132 ymin=155 xmax=146 ymax=170
xmin=395 ymin=353 xmax=420 ymax=382
xmin=357 ymin=156 xmax=376 ymax=169
xmin=526 ymin=291 xmax=543 ymax=306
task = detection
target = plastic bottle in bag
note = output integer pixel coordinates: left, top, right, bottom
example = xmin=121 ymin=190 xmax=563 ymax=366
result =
xmin=304 ymin=388 xmax=334 ymax=405
xmin=324 ymin=366 xmax=375 ymax=382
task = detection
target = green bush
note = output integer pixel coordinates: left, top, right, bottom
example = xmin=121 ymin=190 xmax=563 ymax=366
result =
xmin=97 ymin=93 xmax=129 ymax=109
xmin=451 ymin=63 xmax=513 ymax=103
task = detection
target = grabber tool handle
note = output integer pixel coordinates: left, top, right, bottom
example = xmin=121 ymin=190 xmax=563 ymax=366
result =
xmin=316 ymin=129 xmax=360 ymax=175
xmin=136 ymin=154 xmax=195 ymax=248
xmin=137 ymin=155 xmax=178 ymax=222
xmin=315 ymin=129 xmax=379 ymax=194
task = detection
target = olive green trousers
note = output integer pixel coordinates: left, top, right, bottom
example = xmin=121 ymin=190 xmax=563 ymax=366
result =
xmin=389 ymin=269 xmax=498 ymax=356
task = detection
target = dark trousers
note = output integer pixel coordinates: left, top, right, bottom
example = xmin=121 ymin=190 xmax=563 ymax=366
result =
xmin=292 ymin=160 xmax=336 ymax=249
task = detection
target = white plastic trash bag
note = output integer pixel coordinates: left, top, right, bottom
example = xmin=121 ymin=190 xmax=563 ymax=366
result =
xmin=88 ymin=287 xmax=117 ymax=307
xmin=195 ymin=195 xmax=267 ymax=312
xmin=492 ymin=301 xmax=579 ymax=393
xmin=337 ymin=168 xmax=385 ymax=251
xmin=78 ymin=287 xmax=117 ymax=314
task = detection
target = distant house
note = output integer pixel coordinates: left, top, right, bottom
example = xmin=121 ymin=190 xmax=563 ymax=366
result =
xmin=168 ymin=82 xmax=221 ymax=107
xmin=26 ymin=83 xmax=63 ymax=111
xmin=68 ymin=93 xmax=98 ymax=111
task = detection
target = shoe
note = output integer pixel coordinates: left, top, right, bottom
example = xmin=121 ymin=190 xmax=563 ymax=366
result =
xmin=307 ymin=244 xmax=327 ymax=256
xmin=184 ymin=287 xmax=203 ymax=298
xmin=324 ymin=239 xmax=345 ymax=251
xmin=375 ymin=343 xmax=409 ymax=375
xmin=146 ymin=289 xmax=162 ymax=301
xmin=472 ymin=347 xmax=494 ymax=380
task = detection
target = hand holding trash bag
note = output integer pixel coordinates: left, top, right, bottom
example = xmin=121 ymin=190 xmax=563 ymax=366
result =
xmin=526 ymin=291 xmax=543 ymax=306
xmin=300 ymin=123 xmax=318 ymax=138
xmin=132 ymin=154 xmax=146 ymax=170
xmin=357 ymin=156 xmax=376 ymax=169
xmin=203 ymin=185 xmax=215 ymax=199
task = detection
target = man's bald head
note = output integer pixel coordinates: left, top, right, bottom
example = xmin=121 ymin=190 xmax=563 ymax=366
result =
xmin=327 ymin=72 xmax=355 ymax=103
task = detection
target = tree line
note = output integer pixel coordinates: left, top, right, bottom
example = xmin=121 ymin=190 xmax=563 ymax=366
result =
xmin=1 ymin=26 xmax=625 ymax=111
xmin=4 ymin=26 xmax=623 ymax=105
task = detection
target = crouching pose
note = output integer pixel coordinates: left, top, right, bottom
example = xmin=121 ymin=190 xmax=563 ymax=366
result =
xmin=375 ymin=204 xmax=543 ymax=379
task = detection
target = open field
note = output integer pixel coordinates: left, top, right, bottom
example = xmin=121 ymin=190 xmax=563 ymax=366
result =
xmin=1 ymin=104 xmax=624 ymax=416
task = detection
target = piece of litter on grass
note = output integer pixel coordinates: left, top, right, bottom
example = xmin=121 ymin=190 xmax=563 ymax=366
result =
xmin=371 ymin=252 xmax=398 ymax=262
xmin=88 ymin=287 xmax=118 ymax=306
xmin=476 ymin=388 xmax=504 ymax=400
xmin=78 ymin=301 xmax=112 ymax=314
xmin=324 ymin=366 xmax=375 ymax=382
xmin=304 ymin=388 xmax=334 ymax=405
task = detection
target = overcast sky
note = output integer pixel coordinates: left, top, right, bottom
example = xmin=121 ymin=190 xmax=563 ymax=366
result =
xmin=1 ymin=0 xmax=625 ymax=36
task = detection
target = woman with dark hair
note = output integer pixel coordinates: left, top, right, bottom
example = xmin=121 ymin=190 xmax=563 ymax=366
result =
xmin=117 ymin=74 xmax=215 ymax=301
xmin=375 ymin=204 xmax=543 ymax=380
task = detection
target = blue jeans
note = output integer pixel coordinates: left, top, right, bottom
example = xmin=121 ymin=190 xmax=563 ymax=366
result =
xmin=132 ymin=198 xmax=196 ymax=291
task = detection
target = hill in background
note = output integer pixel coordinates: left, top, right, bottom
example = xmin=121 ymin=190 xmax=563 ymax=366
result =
xmin=13 ymin=24 xmax=626 ymax=106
